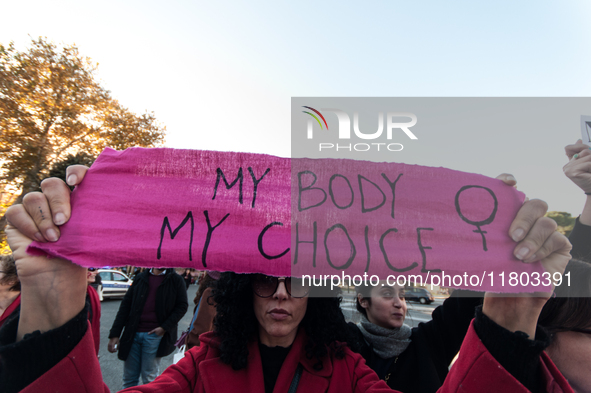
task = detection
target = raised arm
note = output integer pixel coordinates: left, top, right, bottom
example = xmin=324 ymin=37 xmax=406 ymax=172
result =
xmin=564 ymin=140 xmax=591 ymax=225
xmin=4 ymin=165 xmax=90 ymax=341
xmin=564 ymin=140 xmax=591 ymax=260
xmin=1 ymin=166 xmax=105 ymax=392
xmin=418 ymin=179 xmax=569 ymax=373
xmin=439 ymin=231 xmax=571 ymax=393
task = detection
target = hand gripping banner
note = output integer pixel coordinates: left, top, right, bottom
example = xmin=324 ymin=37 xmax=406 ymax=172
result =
xmin=28 ymin=147 xmax=554 ymax=293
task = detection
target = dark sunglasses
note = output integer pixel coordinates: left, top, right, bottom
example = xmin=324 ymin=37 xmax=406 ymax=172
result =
xmin=548 ymin=326 xmax=591 ymax=335
xmin=252 ymin=275 xmax=310 ymax=298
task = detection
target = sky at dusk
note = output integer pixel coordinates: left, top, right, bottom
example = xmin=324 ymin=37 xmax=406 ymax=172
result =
xmin=2 ymin=0 xmax=590 ymax=213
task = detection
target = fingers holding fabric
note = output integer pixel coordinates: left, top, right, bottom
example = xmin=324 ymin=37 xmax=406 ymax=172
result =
xmin=65 ymin=165 xmax=90 ymax=187
xmin=495 ymin=173 xmax=517 ymax=187
xmin=508 ymin=199 xmax=548 ymax=243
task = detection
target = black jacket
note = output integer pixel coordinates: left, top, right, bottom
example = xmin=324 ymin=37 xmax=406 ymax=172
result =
xmin=348 ymin=291 xmax=482 ymax=393
xmin=569 ymin=217 xmax=591 ymax=262
xmin=109 ymin=269 xmax=188 ymax=360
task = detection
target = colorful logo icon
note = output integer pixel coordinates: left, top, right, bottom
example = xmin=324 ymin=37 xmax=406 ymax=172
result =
xmin=302 ymin=106 xmax=328 ymax=138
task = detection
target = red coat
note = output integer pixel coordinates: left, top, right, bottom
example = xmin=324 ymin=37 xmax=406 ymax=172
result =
xmin=22 ymin=321 xmax=573 ymax=393
xmin=186 ymin=287 xmax=216 ymax=349
xmin=0 ymin=293 xmax=20 ymax=329
xmin=440 ymin=321 xmax=573 ymax=393
xmin=87 ymin=285 xmax=102 ymax=356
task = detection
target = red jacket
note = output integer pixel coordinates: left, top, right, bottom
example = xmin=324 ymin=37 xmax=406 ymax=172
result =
xmin=440 ymin=321 xmax=573 ymax=393
xmin=186 ymin=287 xmax=216 ymax=349
xmin=0 ymin=293 xmax=20 ymax=329
xmin=22 ymin=321 xmax=573 ymax=393
xmin=87 ymin=285 xmax=102 ymax=356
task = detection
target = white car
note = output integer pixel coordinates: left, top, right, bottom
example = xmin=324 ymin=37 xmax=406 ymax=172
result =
xmin=97 ymin=269 xmax=132 ymax=301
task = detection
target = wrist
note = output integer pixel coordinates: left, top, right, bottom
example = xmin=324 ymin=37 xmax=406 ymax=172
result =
xmin=17 ymin=269 xmax=87 ymax=341
xmin=482 ymin=296 xmax=545 ymax=338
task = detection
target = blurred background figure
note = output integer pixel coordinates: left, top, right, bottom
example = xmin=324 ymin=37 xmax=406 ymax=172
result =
xmin=181 ymin=268 xmax=192 ymax=290
xmin=0 ymin=254 xmax=20 ymax=329
xmin=86 ymin=268 xmax=102 ymax=356
xmin=190 ymin=269 xmax=200 ymax=285
xmin=88 ymin=268 xmax=103 ymax=301
xmin=185 ymin=272 xmax=217 ymax=349
xmin=107 ymin=267 xmax=188 ymax=389
xmin=563 ymin=139 xmax=591 ymax=262
xmin=350 ymin=283 xmax=481 ymax=393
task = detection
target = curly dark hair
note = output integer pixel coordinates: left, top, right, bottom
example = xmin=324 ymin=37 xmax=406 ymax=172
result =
xmin=213 ymin=272 xmax=357 ymax=371
xmin=354 ymin=284 xmax=373 ymax=318
xmin=193 ymin=272 xmax=217 ymax=306
xmin=0 ymin=254 xmax=20 ymax=292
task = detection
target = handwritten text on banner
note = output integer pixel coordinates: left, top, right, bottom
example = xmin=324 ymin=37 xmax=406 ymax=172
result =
xmin=28 ymin=147 xmax=548 ymax=292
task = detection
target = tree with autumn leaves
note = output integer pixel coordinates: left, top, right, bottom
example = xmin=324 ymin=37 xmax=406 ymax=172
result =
xmin=0 ymin=37 xmax=166 ymax=251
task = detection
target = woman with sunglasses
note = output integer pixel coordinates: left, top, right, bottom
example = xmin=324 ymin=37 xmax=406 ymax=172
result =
xmin=0 ymin=165 xmax=575 ymax=392
xmin=185 ymin=272 xmax=217 ymax=349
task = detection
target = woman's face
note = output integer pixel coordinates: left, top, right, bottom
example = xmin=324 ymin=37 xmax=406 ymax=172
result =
xmin=359 ymin=284 xmax=407 ymax=329
xmin=86 ymin=269 xmax=97 ymax=284
xmin=252 ymin=276 xmax=308 ymax=347
xmin=546 ymin=329 xmax=591 ymax=392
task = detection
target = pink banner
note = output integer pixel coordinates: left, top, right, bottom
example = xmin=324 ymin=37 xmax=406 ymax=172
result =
xmin=28 ymin=147 xmax=550 ymax=292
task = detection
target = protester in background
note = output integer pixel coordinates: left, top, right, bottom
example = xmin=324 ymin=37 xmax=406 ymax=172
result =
xmin=563 ymin=140 xmax=591 ymax=262
xmin=196 ymin=271 xmax=205 ymax=286
xmin=190 ymin=269 xmax=200 ymax=285
xmin=185 ymin=272 xmax=217 ymax=349
xmin=181 ymin=269 xmax=192 ymax=290
xmin=107 ymin=267 xmax=188 ymax=388
xmin=88 ymin=267 xmax=103 ymax=301
xmin=351 ymin=285 xmax=481 ymax=393
xmin=85 ymin=268 xmax=102 ymax=356
xmin=0 ymin=254 xmax=20 ymax=329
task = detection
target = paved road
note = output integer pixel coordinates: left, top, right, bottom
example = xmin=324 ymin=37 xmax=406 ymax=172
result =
xmin=97 ymin=286 xmax=442 ymax=391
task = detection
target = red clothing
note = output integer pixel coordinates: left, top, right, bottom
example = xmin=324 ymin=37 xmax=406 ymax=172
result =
xmin=20 ymin=320 xmax=573 ymax=393
xmin=440 ymin=321 xmax=573 ymax=393
xmin=185 ymin=287 xmax=216 ymax=349
xmin=137 ymin=274 xmax=166 ymax=332
xmin=0 ymin=293 xmax=20 ymax=329
xmin=86 ymin=285 xmax=102 ymax=356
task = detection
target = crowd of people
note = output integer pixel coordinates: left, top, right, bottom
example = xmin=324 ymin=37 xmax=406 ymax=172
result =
xmin=0 ymin=140 xmax=589 ymax=392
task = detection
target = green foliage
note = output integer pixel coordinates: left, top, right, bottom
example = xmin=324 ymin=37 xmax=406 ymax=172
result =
xmin=0 ymin=37 xmax=166 ymax=201
xmin=45 ymin=152 xmax=96 ymax=191
xmin=0 ymin=186 xmax=18 ymax=254
xmin=545 ymin=211 xmax=576 ymax=237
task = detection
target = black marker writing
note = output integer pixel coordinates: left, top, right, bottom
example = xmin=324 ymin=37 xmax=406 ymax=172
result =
xmin=455 ymin=185 xmax=498 ymax=251
xmin=258 ymin=221 xmax=289 ymax=260
xmin=158 ymin=212 xmax=195 ymax=261
xmin=212 ymin=167 xmax=243 ymax=204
